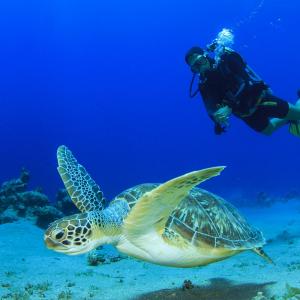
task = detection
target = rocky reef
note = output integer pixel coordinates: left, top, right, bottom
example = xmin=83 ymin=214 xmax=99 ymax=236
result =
xmin=0 ymin=169 xmax=73 ymax=228
xmin=231 ymin=189 xmax=300 ymax=208
xmin=55 ymin=188 xmax=78 ymax=216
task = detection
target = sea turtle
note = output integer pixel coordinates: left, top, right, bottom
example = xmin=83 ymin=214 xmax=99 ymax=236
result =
xmin=44 ymin=145 xmax=272 ymax=267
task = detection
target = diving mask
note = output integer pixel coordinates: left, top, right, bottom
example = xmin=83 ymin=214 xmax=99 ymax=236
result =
xmin=190 ymin=54 xmax=209 ymax=73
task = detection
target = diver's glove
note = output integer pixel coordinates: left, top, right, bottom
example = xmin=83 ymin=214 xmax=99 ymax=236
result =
xmin=213 ymin=106 xmax=232 ymax=127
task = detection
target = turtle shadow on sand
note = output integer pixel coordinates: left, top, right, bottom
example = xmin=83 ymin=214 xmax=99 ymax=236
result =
xmin=135 ymin=278 xmax=276 ymax=300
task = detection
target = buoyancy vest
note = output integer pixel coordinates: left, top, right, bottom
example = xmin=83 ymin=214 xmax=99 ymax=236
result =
xmin=216 ymin=48 xmax=268 ymax=115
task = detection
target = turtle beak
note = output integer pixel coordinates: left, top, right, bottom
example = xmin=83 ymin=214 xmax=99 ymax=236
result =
xmin=44 ymin=236 xmax=68 ymax=251
xmin=44 ymin=236 xmax=55 ymax=249
xmin=44 ymin=235 xmax=92 ymax=255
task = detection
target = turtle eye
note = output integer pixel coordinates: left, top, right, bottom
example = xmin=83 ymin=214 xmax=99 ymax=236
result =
xmin=52 ymin=229 xmax=65 ymax=241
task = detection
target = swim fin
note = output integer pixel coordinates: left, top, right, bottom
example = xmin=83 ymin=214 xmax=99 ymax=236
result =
xmin=289 ymin=120 xmax=300 ymax=137
xmin=289 ymin=90 xmax=300 ymax=137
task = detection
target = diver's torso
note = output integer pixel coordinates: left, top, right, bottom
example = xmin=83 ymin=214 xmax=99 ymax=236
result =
xmin=200 ymin=67 xmax=264 ymax=117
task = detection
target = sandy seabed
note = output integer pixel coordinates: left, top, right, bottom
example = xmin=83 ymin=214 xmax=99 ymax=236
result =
xmin=0 ymin=202 xmax=300 ymax=300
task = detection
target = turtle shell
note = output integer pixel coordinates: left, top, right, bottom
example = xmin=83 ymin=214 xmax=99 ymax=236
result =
xmin=164 ymin=188 xmax=264 ymax=250
xmin=111 ymin=183 xmax=159 ymax=210
xmin=111 ymin=184 xmax=264 ymax=250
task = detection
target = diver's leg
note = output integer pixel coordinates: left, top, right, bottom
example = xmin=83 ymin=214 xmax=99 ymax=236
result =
xmin=261 ymin=92 xmax=300 ymax=135
xmin=261 ymin=118 xmax=288 ymax=135
xmin=261 ymin=91 xmax=300 ymax=122
xmin=287 ymin=101 xmax=300 ymax=137
xmin=285 ymin=103 xmax=300 ymax=121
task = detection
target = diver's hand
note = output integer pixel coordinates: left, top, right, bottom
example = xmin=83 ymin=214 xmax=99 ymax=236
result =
xmin=213 ymin=106 xmax=232 ymax=126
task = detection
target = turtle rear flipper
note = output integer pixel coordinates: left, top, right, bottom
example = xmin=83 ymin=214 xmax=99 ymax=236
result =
xmin=123 ymin=166 xmax=225 ymax=244
xmin=252 ymin=247 xmax=275 ymax=265
xmin=57 ymin=145 xmax=106 ymax=212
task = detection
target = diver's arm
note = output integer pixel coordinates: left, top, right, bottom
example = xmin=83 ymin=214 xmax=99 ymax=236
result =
xmin=200 ymin=92 xmax=229 ymax=134
xmin=199 ymin=85 xmax=220 ymax=116
xmin=200 ymin=90 xmax=231 ymax=123
xmin=202 ymin=96 xmax=219 ymax=119
xmin=202 ymin=94 xmax=232 ymax=125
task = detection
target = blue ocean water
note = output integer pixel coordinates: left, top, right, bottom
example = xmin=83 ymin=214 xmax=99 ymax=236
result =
xmin=0 ymin=0 xmax=299 ymax=202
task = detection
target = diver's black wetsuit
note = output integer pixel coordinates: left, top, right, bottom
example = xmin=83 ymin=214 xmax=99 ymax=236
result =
xmin=199 ymin=50 xmax=289 ymax=132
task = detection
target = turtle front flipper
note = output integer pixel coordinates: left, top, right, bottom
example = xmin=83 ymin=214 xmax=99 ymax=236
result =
xmin=57 ymin=145 xmax=106 ymax=212
xmin=123 ymin=166 xmax=225 ymax=243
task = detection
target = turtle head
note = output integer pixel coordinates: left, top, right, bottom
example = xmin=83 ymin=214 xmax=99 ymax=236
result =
xmin=44 ymin=212 xmax=105 ymax=255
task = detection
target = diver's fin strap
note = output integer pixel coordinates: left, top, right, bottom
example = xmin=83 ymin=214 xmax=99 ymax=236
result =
xmin=57 ymin=145 xmax=106 ymax=212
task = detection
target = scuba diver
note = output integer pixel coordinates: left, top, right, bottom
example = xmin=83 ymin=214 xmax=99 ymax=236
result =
xmin=185 ymin=30 xmax=300 ymax=136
